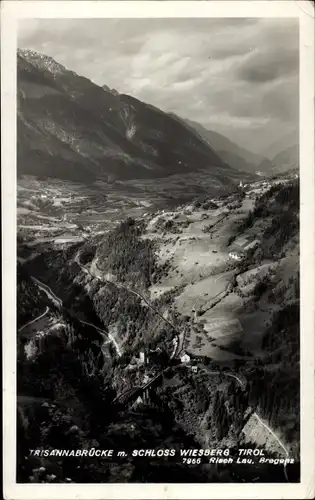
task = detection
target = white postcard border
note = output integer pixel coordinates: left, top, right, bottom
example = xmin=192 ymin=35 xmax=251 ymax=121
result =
xmin=2 ymin=1 xmax=314 ymax=499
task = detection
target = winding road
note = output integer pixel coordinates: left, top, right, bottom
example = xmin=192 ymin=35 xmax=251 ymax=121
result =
xmin=32 ymin=277 xmax=62 ymax=308
xmin=18 ymin=306 xmax=50 ymax=334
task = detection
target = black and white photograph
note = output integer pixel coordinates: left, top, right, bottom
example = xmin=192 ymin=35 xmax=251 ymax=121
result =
xmin=2 ymin=1 xmax=315 ymax=498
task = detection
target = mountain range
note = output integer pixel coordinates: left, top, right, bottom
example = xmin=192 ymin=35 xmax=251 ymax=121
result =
xmin=17 ymin=48 xmax=298 ymax=187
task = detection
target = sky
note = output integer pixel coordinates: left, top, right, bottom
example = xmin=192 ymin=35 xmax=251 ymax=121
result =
xmin=18 ymin=18 xmax=299 ymax=154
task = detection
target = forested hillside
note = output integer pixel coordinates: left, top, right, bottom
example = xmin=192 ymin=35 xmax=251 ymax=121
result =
xmin=239 ymin=180 xmax=299 ymax=260
xmin=237 ymin=180 xmax=300 ymax=457
xmin=96 ymin=218 xmax=158 ymax=288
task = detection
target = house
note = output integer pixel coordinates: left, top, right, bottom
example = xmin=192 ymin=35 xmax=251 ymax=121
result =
xmin=243 ymin=239 xmax=260 ymax=252
xmin=180 ymin=352 xmax=191 ymax=363
xmin=139 ymin=351 xmax=149 ymax=365
xmin=233 ymin=235 xmax=249 ymax=248
xmin=229 ymin=251 xmax=245 ymax=261
xmin=191 ymin=366 xmax=198 ymax=373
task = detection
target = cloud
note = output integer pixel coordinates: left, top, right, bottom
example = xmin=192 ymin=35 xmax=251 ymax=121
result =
xmin=237 ymin=29 xmax=299 ymax=84
xmin=18 ymin=17 xmax=299 ymax=153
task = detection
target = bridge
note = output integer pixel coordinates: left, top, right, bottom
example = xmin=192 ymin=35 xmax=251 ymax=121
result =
xmin=112 ymin=372 xmax=163 ymax=406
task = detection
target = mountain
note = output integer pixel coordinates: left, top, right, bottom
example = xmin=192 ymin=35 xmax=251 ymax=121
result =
xmin=256 ymin=144 xmax=299 ymax=176
xmin=271 ymin=144 xmax=299 ymax=174
xmin=255 ymin=130 xmax=299 ymax=175
xmin=17 ymin=49 xmax=238 ymax=187
xmin=262 ymin=130 xmax=298 ymax=161
xmin=180 ymin=118 xmax=265 ymax=173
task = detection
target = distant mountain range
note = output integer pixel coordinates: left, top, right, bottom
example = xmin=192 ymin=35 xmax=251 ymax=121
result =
xmin=181 ymin=118 xmax=264 ymax=173
xmin=272 ymin=144 xmax=298 ymax=172
xmin=18 ymin=49 xmax=240 ymax=188
xmin=263 ymin=130 xmax=298 ymax=160
xmin=259 ymin=131 xmax=299 ymax=175
xmin=182 ymin=118 xmax=299 ymax=176
xmin=254 ymin=145 xmax=298 ymax=175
